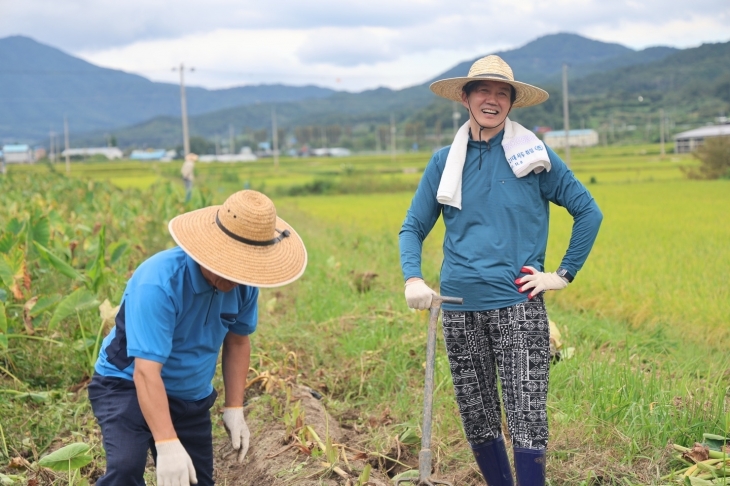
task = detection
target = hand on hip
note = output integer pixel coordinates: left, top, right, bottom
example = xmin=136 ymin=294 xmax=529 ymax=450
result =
xmin=516 ymin=266 xmax=568 ymax=299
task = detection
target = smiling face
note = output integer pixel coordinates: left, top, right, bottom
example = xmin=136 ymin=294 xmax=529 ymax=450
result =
xmin=200 ymin=266 xmax=239 ymax=293
xmin=460 ymin=80 xmax=514 ymax=135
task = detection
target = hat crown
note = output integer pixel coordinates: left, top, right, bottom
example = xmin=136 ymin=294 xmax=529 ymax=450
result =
xmin=467 ymin=55 xmax=515 ymax=81
xmin=218 ymin=190 xmax=277 ymax=243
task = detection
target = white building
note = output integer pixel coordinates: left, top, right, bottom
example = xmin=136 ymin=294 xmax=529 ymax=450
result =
xmin=543 ymin=129 xmax=599 ymax=148
xmin=311 ymin=147 xmax=352 ymax=157
xmin=2 ymin=144 xmax=34 ymax=163
xmin=61 ymin=147 xmax=124 ymax=160
xmin=199 ymin=147 xmax=258 ymax=163
xmin=673 ymin=124 xmax=730 ymax=153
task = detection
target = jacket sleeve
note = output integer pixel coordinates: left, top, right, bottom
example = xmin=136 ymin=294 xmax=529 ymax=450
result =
xmin=540 ymin=147 xmax=603 ymax=278
xmin=399 ymin=152 xmax=444 ymax=281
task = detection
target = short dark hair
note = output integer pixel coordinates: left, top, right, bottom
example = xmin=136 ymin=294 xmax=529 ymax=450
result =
xmin=463 ymin=80 xmax=517 ymax=105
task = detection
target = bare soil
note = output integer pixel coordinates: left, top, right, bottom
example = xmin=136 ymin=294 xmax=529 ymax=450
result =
xmin=213 ymin=385 xmax=397 ymax=485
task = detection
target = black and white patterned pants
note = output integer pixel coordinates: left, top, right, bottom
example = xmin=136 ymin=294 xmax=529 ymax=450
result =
xmin=442 ymin=296 xmax=550 ymax=450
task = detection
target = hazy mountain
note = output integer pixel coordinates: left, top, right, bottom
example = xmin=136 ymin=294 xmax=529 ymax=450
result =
xmin=0 ymin=35 xmax=335 ymax=142
xmin=429 ymin=33 xmax=677 ymax=85
xmin=6 ymin=32 xmax=727 ymax=149
xmin=72 ymin=84 xmax=434 ymax=148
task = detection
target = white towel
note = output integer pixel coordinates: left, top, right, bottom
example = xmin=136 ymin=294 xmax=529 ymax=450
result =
xmin=436 ymin=118 xmax=551 ymax=209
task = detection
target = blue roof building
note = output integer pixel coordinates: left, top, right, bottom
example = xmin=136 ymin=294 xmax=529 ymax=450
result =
xmin=1 ymin=144 xmax=34 ymax=163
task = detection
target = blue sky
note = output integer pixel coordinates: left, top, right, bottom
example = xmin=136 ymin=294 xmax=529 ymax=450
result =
xmin=1 ymin=0 xmax=728 ymax=91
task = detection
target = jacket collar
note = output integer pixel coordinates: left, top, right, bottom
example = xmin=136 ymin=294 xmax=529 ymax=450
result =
xmin=185 ymin=253 xmax=215 ymax=294
xmin=468 ymin=127 xmax=505 ymax=146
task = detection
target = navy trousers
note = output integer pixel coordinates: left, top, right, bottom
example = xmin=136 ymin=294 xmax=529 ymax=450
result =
xmin=88 ymin=373 xmax=218 ymax=486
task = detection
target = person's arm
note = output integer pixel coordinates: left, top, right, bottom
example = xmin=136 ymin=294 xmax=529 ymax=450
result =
xmin=221 ymin=331 xmax=252 ymax=463
xmin=540 ymin=147 xmax=603 ymax=278
xmin=133 ymin=357 xmax=198 ymax=484
xmin=133 ymin=358 xmax=176 ymax=440
xmin=222 ymin=332 xmax=251 ymax=407
xmin=399 ymin=153 xmax=445 ymax=309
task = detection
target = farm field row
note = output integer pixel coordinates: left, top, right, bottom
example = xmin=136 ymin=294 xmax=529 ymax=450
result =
xmin=7 ymin=142 xmax=697 ymax=192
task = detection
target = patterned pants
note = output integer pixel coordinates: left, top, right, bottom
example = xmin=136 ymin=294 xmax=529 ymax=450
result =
xmin=442 ymin=296 xmax=550 ymax=450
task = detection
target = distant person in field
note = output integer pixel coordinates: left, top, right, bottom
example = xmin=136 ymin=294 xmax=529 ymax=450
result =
xmin=181 ymin=152 xmax=198 ymax=202
xmin=88 ymin=190 xmax=307 ymax=486
xmin=399 ymin=55 xmax=602 ymax=485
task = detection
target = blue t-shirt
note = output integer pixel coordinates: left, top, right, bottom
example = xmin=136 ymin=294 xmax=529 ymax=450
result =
xmin=94 ymin=247 xmax=259 ymax=400
xmin=399 ymin=129 xmax=602 ymax=311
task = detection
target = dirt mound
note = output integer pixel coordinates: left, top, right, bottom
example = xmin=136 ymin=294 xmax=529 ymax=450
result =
xmin=214 ymin=385 xmax=395 ymax=485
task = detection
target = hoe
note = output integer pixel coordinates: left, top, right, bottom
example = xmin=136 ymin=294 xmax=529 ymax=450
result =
xmin=396 ymin=295 xmax=463 ymax=486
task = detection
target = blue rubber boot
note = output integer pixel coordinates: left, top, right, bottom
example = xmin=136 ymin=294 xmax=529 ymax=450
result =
xmin=513 ymin=447 xmax=546 ymax=486
xmin=471 ymin=436 xmax=515 ymax=485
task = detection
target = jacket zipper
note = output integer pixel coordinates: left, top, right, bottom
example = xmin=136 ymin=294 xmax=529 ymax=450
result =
xmin=204 ymin=289 xmax=218 ymax=326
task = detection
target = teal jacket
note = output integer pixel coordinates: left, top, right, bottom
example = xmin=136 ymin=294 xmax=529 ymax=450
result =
xmin=399 ymin=129 xmax=602 ymax=311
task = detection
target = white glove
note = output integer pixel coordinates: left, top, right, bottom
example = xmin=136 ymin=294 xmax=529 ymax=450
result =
xmin=222 ymin=407 xmax=250 ymax=463
xmin=404 ymin=279 xmax=437 ymax=310
xmin=516 ymin=266 xmax=568 ymax=299
xmin=155 ymin=438 xmax=198 ymax=486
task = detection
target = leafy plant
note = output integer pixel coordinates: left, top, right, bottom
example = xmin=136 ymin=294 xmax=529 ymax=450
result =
xmin=38 ymin=442 xmax=93 ymax=486
xmin=48 ymin=288 xmax=99 ymax=331
xmin=684 ymin=136 xmax=730 ymax=179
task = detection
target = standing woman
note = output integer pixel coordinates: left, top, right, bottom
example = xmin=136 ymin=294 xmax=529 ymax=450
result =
xmin=399 ymin=55 xmax=602 ymax=485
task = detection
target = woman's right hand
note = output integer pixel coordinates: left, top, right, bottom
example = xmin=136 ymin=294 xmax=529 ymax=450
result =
xmin=404 ymin=279 xmax=437 ymax=310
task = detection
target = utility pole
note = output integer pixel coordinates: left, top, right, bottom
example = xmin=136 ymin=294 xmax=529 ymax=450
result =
xmin=49 ymin=128 xmax=55 ymax=163
xmin=390 ymin=113 xmax=396 ymax=163
xmin=562 ymin=63 xmax=571 ymax=166
xmin=660 ymin=108 xmax=666 ymax=158
xmin=173 ymin=63 xmax=194 ymax=156
xmin=64 ymin=116 xmax=70 ymax=174
xmin=229 ymin=124 xmax=235 ymax=155
xmin=609 ymin=112 xmax=615 ymax=144
xmin=272 ymin=107 xmax=279 ymax=169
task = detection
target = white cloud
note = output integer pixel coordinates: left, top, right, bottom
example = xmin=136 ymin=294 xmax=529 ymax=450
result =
xmin=2 ymin=0 xmax=728 ymax=91
xmin=77 ymin=28 xmax=481 ymax=91
xmin=585 ymin=15 xmax=730 ymax=49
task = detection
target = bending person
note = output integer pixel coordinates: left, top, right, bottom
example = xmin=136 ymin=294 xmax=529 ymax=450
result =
xmin=89 ymin=190 xmax=307 ymax=485
xmin=399 ymin=55 xmax=602 ymax=486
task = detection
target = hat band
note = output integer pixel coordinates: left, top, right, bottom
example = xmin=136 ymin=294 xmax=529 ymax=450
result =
xmin=216 ymin=211 xmax=290 ymax=247
xmin=473 ymin=73 xmax=510 ymax=80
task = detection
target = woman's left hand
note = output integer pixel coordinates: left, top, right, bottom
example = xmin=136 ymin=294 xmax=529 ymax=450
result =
xmin=515 ymin=266 xmax=568 ymax=299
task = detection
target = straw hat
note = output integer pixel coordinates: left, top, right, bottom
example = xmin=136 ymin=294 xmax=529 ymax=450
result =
xmin=185 ymin=153 xmax=199 ymax=162
xmin=168 ymin=190 xmax=307 ymax=288
xmin=430 ymin=55 xmax=549 ymax=108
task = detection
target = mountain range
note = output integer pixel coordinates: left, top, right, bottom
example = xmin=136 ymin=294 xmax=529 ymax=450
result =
xmin=0 ymin=35 xmax=334 ymax=141
xmin=1 ymin=33 xmax=729 ymax=148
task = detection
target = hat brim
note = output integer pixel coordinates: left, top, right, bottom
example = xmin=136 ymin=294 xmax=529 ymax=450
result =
xmin=169 ymin=206 xmax=307 ymax=288
xmin=430 ymin=76 xmax=549 ymax=108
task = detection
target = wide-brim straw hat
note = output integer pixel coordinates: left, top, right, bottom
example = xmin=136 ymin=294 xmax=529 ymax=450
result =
xmin=430 ymin=55 xmax=549 ymax=108
xmin=185 ymin=153 xmax=199 ymax=162
xmin=169 ymin=190 xmax=307 ymax=288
